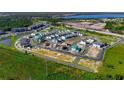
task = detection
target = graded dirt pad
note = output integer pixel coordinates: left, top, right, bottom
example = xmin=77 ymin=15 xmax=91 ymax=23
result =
xmin=86 ymin=46 xmax=102 ymax=58
xmin=31 ymin=48 xmax=76 ymax=63
xmin=63 ymin=37 xmax=81 ymax=45
xmin=78 ymin=59 xmax=101 ymax=72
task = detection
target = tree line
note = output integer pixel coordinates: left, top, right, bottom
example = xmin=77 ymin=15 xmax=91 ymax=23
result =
xmin=0 ymin=16 xmax=33 ymax=31
xmin=105 ymin=21 xmax=124 ymax=34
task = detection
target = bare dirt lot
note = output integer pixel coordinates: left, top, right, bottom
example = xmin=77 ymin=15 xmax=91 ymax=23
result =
xmin=86 ymin=46 xmax=102 ymax=58
xmin=31 ymin=48 xmax=76 ymax=62
xmin=78 ymin=58 xmax=101 ymax=72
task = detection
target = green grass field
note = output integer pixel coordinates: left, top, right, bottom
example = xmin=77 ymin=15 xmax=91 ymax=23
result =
xmin=0 ymin=45 xmax=85 ymax=80
xmin=100 ymin=43 xmax=124 ymax=77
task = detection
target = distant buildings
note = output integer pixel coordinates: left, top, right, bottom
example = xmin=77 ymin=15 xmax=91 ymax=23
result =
xmin=33 ymin=33 xmax=45 ymax=42
xmin=32 ymin=30 xmax=82 ymax=43
xmin=20 ymin=38 xmax=32 ymax=48
xmin=11 ymin=23 xmax=49 ymax=33
xmin=11 ymin=27 xmax=29 ymax=32
xmin=86 ymin=38 xmax=95 ymax=44
xmin=92 ymin=42 xmax=108 ymax=48
xmin=0 ymin=30 xmax=6 ymax=35
xmin=30 ymin=24 xmax=46 ymax=30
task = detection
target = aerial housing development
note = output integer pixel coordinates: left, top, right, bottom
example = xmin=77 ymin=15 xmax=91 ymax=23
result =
xmin=15 ymin=28 xmax=111 ymax=72
xmin=0 ymin=13 xmax=124 ymax=80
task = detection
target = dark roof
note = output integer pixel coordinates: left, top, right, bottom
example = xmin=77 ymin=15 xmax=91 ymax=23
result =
xmin=0 ymin=30 xmax=6 ymax=35
xmin=20 ymin=38 xmax=30 ymax=46
xmin=11 ymin=27 xmax=28 ymax=32
xmin=30 ymin=24 xmax=45 ymax=30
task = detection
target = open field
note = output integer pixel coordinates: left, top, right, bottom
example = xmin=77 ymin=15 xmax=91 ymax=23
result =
xmin=97 ymin=37 xmax=117 ymax=44
xmin=0 ymin=46 xmax=47 ymax=79
xmin=99 ymin=42 xmax=124 ymax=77
xmin=31 ymin=48 xmax=76 ymax=63
xmin=0 ymin=46 xmax=88 ymax=80
xmin=79 ymin=59 xmax=101 ymax=72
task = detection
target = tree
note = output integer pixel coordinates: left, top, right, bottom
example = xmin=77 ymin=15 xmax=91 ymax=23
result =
xmin=115 ymin=74 xmax=124 ymax=80
xmin=107 ymin=64 xmax=114 ymax=69
xmin=105 ymin=21 xmax=113 ymax=30
xmin=118 ymin=61 xmax=123 ymax=64
xmin=0 ymin=16 xmax=33 ymax=31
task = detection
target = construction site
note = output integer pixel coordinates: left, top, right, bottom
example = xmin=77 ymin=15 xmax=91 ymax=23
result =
xmin=15 ymin=28 xmax=110 ymax=72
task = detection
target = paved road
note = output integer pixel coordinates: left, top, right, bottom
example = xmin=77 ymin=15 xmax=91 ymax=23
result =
xmin=68 ymin=26 xmax=124 ymax=38
xmin=87 ymin=29 xmax=124 ymax=38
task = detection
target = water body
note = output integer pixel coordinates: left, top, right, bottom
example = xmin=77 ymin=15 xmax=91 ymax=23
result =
xmin=0 ymin=38 xmax=12 ymax=46
xmin=63 ymin=13 xmax=124 ymax=19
